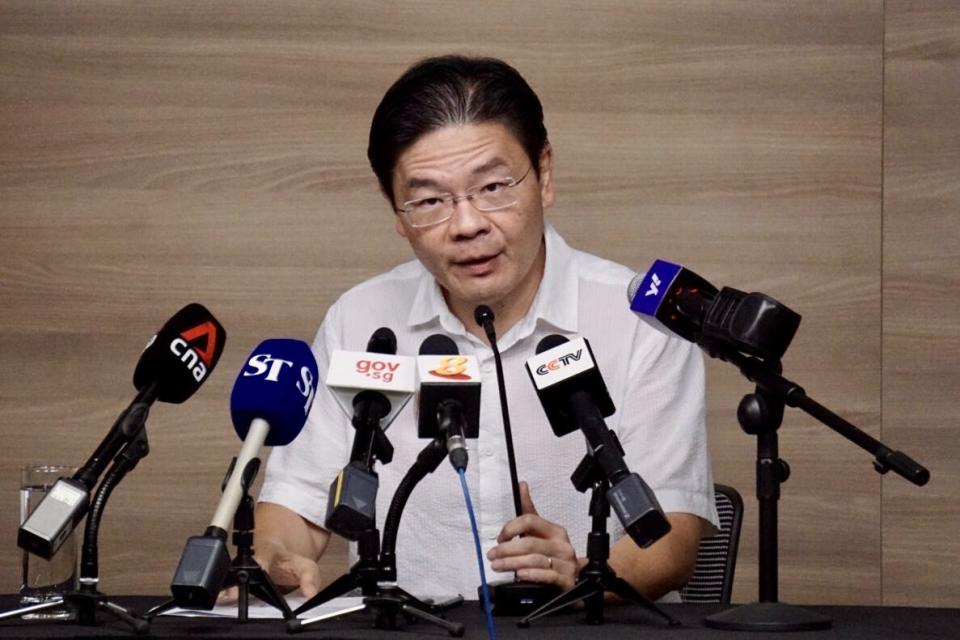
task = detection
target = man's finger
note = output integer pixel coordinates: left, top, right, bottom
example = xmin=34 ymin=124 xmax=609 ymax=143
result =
xmin=519 ymin=480 xmax=538 ymax=516
xmin=217 ymin=586 xmax=239 ymax=605
xmin=496 ymin=513 xmax=565 ymax=543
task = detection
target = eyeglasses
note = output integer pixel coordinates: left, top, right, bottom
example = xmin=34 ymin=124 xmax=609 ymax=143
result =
xmin=397 ymin=166 xmax=533 ymax=228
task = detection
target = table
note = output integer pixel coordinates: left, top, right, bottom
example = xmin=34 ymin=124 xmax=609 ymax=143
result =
xmin=1 ymin=596 xmax=957 ymax=639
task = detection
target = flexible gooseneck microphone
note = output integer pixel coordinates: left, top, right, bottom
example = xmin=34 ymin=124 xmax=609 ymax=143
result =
xmin=473 ymin=305 xmax=522 ymax=516
xmin=18 ymin=303 xmax=226 ymax=560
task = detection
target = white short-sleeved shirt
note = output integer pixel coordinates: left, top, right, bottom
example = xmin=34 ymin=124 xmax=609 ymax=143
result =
xmin=260 ymin=223 xmax=718 ymax=600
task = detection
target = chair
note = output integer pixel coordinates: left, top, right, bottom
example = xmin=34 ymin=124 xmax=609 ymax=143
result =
xmin=680 ymin=483 xmax=744 ymax=604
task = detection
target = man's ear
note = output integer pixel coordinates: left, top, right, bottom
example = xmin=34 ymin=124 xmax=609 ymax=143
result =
xmin=394 ymin=213 xmax=408 ymax=238
xmin=538 ymin=144 xmax=555 ymax=209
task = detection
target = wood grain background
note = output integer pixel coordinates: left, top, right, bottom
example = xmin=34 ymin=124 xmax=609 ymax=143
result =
xmin=1 ymin=1 xmax=956 ymax=606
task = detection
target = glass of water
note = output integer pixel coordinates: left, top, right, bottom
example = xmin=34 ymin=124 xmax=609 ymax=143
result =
xmin=19 ymin=464 xmax=78 ymax=619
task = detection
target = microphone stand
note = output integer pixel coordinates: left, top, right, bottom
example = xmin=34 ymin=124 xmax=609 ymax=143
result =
xmin=519 ymin=451 xmax=679 ymax=628
xmin=289 ymin=394 xmax=394 ymax=618
xmin=702 ymin=345 xmax=930 ymax=632
xmin=289 ymin=436 xmax=464 ymax=636
xmin=1 ymin=412 xmax=152 ymax=633
xmin=144 ymin=458 xmax=293 ymax=624
xmin=474 ymin=306 xmax=560 ymax=615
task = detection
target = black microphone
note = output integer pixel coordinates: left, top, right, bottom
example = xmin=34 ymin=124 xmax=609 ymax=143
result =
xmin=417 ymin=334 xmax=480 ymax=471
xmin=325 ymin=328 xmax=399 ymax=541
xmin=527 ymin=335 xmax=671 ymax=548
xmin=472 ymin=305 xmax=523 ymax=517
xmin=627 ymin=259 xmax=801 ymax=362
xmin=348 ymin=327 xmax=397 ymax=464
xmin=18 ymin=303 xmax=226 ymax=560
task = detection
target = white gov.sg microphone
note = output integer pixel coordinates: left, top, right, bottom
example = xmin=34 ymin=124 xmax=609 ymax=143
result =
xmin=326 ymin=349 xmax=416 ymax=431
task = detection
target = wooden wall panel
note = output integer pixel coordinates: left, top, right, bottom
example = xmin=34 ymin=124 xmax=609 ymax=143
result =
xmin=882 ymin=0 xmax=960 ymax=607
xmin=0 ymin=0 xmax=950 ymax=609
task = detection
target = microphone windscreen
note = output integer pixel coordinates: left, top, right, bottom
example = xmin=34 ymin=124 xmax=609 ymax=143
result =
xmin=536 ymin=334 xmax=568 ymax=355
xmin=230 ymin=339 xmax=318 ymax=446
xmin=133 ymin=303 xmax=226 ymax=404
xmin=366 ymin=327 xmax=397 ymax=355
xmin=419 ymin=333 xmax=458 ymax=356
xmin=473 ymin=305 xmax=495 ymax=328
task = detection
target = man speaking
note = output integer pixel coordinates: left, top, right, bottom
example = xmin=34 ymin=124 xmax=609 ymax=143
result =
xmin=254 ymin=55 xmax=718 ymax=602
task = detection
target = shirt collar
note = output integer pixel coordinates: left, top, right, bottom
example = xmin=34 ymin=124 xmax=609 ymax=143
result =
xmin=405 ymin=222 xmax=579 ymax=335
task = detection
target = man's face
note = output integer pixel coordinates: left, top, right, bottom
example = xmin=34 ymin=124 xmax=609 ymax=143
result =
xmin=391 ymin=122 xmax=555 ymax=316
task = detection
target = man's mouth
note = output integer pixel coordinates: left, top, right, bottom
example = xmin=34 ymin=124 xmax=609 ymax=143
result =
xmin=453 ymin=252 xmax=500 ymax=273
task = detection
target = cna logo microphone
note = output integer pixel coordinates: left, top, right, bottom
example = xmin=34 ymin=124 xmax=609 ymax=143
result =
xmin=170 ymin=321 xmax=221 ymax=381
xmin=133 ymin=303 xmax=226 ymax=403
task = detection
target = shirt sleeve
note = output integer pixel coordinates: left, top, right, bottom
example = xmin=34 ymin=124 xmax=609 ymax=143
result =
xmin=258 ymin=300 xmax=352 ymax=528
xmin=614 ymin=323 xmax=719 ymax=535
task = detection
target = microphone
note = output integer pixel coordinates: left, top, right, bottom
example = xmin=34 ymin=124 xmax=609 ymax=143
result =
xmin=627 ymin=259 xmax=801 ymax=362
xmin=325 ymin=328 xmax=410 ymax=541
xmin=526 ymin=335 xmax=671 ymax=548
xmin=325 ymin=335 xmax=416 ymax=433
xmin=169 ymin=338 xmax=318 ymax=609
xmin=18 ymin=303 xmax=226 ymax=560
xmin=416 ymin=334 xmax=481 ymax=471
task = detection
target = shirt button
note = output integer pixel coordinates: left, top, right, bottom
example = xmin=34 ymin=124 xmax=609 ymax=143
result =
xmin=482 ymin=363 xmax=493 ymax=373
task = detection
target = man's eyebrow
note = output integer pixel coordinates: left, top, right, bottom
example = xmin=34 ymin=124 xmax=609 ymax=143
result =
xmin=404 ymin=176 xmax=445 ymax=192
xmin=402 ymin=158 xmax=515 ymax=192
xmin=470 ymin=158 xmax=511 ymax=176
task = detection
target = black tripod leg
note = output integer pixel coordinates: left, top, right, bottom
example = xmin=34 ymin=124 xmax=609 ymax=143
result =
xmin=292 ymin=572 xmax=358 ymax=615
xmin=99 ymin=600 xmax=150 ymax=634
xmin=143 ymin=598 xmax=177 ymax=620
xmin=519 ymin=578 xmax=600 ymax=626
xmin=248 ymin=579 xmax=294 ymax=619
xmin=402 ymin=604 xmax=465 ymax=637
xmin=606 ymin=575 xmax=679 ymax=626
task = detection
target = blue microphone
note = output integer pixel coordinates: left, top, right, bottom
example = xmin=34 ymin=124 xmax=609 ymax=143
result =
xmin=169 ymin=338 xmax=317 ymax=609
xmin=214 ymin=338 xmax=318 ymax=531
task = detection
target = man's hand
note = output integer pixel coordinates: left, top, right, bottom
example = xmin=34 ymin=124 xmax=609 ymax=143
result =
xmin=217 ymin=543 xmax=323 ymax=604
xmin=218 ymin=502 xmax=330 ymax=604
xmin=487 ymin=481 xmax=582 ymax=591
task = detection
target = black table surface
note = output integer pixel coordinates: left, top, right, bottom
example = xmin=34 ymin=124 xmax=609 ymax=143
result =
xmin=1 ymin=596 xmax=957 ymax=639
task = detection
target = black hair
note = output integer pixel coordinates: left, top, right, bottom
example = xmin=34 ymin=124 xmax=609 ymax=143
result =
xmin=367 ymin=55 xmax=549 ymax=204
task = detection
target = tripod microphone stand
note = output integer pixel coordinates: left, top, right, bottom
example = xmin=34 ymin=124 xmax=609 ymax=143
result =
xmin=1 ymin=416 xmax=152 ymax=634
xmin=702 ymin=347 xmax=930 ymax=632
xmin=144 ymin=457 xmax=292 ymax=624
xmin=519 ymin=452 xmax=679 ymax=628
xmin=289 ymin=435 xmax=464 ymax=636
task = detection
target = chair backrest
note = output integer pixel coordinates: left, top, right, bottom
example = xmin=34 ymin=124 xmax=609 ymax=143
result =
xmin=680 ymin=483 xmax=744 ymax=604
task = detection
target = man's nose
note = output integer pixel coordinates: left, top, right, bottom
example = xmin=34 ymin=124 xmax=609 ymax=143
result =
xmin=447 ymin=195 xmax=490 ymax=237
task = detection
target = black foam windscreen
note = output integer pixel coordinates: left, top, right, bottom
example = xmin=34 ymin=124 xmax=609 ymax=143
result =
xmin=419 ymin=333 xmax=458 ymax=356
xmin=535 ymin=333 xmax=569 ymax=355
xmin=133 ymin=303 xmax=226 ymax=404
xmin=366 ymin=327 xmax=397 ymax=355
xmin=473 ymin=304 xmax=495 ymax=328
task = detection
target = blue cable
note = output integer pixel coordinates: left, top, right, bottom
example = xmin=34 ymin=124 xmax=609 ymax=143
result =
xmin=458 ymin=468 xmax=497 ymax=640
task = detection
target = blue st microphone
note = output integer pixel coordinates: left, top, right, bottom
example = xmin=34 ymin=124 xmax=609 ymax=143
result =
xmin=169 ymin=338 xmax=318 ymax=609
